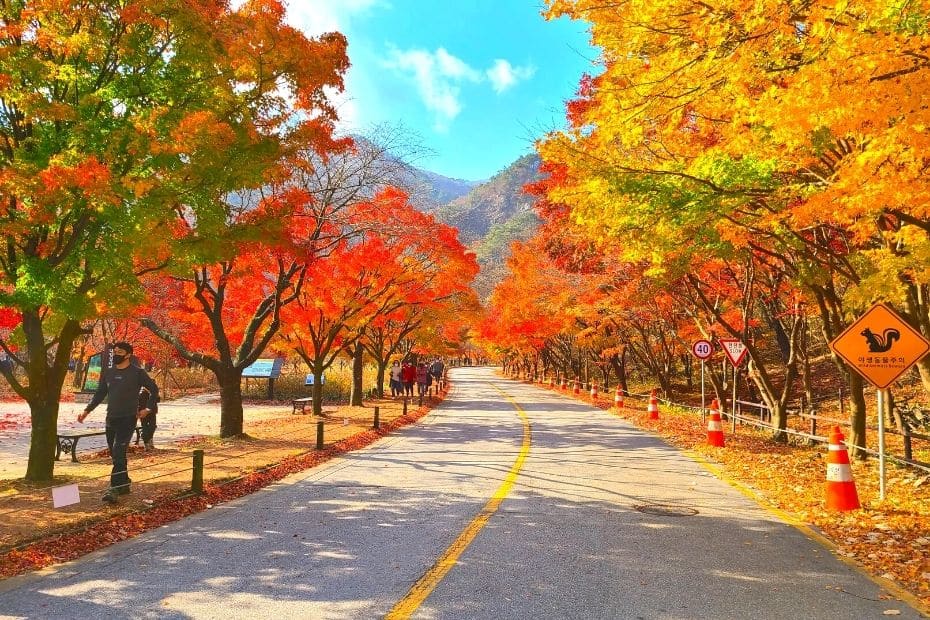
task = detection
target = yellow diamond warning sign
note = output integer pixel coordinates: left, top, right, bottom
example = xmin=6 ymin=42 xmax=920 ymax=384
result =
xmin=829 ymin=303 xmax=930 ymax=389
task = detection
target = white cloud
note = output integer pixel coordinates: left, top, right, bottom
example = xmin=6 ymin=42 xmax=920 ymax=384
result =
xmin=273 ymin=0 xmax=387 ymax=132
xmin=486 ymin=59 xmax=536 ymax=94
xmin=383 ymin=47 xmax=483 ymax=132
xmin=435 ymin=48 xmax=483 ymax=82
xmin=268 ymin=0 xmax=384 ymax=37
xmin=382 ymin=47 xmax=535 ymax=132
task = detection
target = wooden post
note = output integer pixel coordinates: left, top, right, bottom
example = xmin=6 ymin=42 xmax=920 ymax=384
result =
xmin=316 ymin=420 xmax=324 ymax=450
xmin=374 ymin=406 xmax=380 ymax=430
xmin=191 ymin=449 xmax=204 ymax=494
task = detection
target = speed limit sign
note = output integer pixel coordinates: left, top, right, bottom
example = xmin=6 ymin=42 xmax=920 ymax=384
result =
xmin=692 ymin=339 xmax=713 ymax=360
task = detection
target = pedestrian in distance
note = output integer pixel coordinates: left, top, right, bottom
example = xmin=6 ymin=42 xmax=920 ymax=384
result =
xmin=78 ymin=342 xmax=160 ymax=504
xmin=138 ymin=385 xmax=156 ymax=450
xmin=401 ymin=360 xmax=416 ymax=397
xmin=429 ymin=357 xmax=445 ymax=388
xmin=389 ymin=360 xmax=403 ymax=397
xmin=416 ymin=362 xmax=429 ymax=397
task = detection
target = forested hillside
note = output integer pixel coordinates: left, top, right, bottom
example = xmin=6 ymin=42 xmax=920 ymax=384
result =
xmin=407 ymin=168 xmax=477 ymax=210
xmin=435 ymin=154 xmax=542 ymax=299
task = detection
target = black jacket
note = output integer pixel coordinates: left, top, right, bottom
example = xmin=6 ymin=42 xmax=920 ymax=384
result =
xmin=86 ymin=365 xmax=160 ymax=420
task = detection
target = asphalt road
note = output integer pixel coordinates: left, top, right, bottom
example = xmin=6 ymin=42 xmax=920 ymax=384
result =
xmin=0 ymin=367 xmax=922 ymax=619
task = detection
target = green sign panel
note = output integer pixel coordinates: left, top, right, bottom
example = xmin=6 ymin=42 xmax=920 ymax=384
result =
xmin=83 ymin=352 xmax=103 ymax=392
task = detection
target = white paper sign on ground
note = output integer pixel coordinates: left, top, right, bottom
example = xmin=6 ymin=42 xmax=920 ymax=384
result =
xmin=52 ymin=483 xmax=80 ymax=508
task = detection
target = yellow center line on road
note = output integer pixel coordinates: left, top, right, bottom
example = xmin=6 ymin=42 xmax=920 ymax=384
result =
xmin=385 ymin=382 xmax=531 ymax=620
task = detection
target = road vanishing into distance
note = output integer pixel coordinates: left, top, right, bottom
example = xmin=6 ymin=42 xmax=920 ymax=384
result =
xmin=0 ymin=367 xmax=922 ymax=619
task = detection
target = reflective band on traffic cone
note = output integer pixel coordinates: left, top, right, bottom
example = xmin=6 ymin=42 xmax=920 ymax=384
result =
xmin=590 ymin=383 xmax=598 ymax=400
xmin=706 ymin=399 xmax=725 ymax=447
xmin=561 ymin=378 xmax=567 ymax=390
xmin=573 ymin=380 xmax=580 ymax=395
xmin=648 ymin=389 xmax=659 ymax=420
xmin=614 ymin=386 xmax=624 ymax=409
xmin=825 ymin=426 xmax=860 ymax=511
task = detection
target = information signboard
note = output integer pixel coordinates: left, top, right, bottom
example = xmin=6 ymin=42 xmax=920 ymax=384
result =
xmin=242 ymin=358 xmax=284 ymax=379
xmin=82 ymin=352 xmax=103 ymax=392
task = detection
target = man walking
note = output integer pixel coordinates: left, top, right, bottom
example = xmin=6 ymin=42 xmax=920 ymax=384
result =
xmin=78 ymin=342 xmax=160 ymax=504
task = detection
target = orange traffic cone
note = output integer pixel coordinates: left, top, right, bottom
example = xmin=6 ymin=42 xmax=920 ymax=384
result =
xmin=560 ymin=378 xmax=567 ymax=391
xmin=614 ymin=386 xmax=624 ymax=409
xmin=706 ymin=399 xmax=725 ymax=447
xmin=573 ymin=380 xmax=580 ymax=395
xmin=647 ymin=389 xmax=659 ymax=420
xmin=825 ymin=426 xmax=860 ymax=511
xmin=549 ymin=377 xmax=555 ymax=388
xmin=590 ymin=383 xmax=598 ymax=400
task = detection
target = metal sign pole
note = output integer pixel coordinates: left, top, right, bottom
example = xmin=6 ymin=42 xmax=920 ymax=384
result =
xmin=732 ymin=363 xmax=737 ymax=433
xmin=877 ymin=388 xmax=886 ymax=501
xmin=701 ymin=360 xmax=706 ymax=424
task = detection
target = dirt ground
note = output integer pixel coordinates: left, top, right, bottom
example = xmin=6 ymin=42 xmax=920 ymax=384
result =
xmin=0 ymin=395 xmax=431 ymax=554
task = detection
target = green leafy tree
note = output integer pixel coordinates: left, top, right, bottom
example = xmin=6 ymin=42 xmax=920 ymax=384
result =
xmin=0 ymin=0 xmax=348 ymax=480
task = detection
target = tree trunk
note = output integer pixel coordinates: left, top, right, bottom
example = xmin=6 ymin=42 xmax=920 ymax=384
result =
xmin=218 ymin=371 xmax=245 ymax=437
xmin=847 ymin=372 xmax=867 ymax=459
xmin=26 ymin=398 xmax=59 ymax=481
xmin=19 ymin=316 xmax=83 ymax=482
xmin=375 ymin=361 xmax=387 ymax=398
xmin=658 ymin=374 xmax=673 ymax=400
xmin=770 ymin=401 xmax=788 ymax=442
xmin=312 ymin=371 xmax=324 ymax=416
xmin=71 ymin=341 xmax=86 ymax=389
xmin=350 ymin=345 xmax=364 ymax=406
xmin=609 ymin=352 xmax=629 ymax=395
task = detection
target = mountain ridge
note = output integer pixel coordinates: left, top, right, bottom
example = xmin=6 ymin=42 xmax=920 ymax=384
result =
xmin=431 ymin=153 xmax=543 ymax=300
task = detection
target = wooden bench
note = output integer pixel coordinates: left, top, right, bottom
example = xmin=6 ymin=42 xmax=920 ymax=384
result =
xmin=56 ymin=427 xmax=143 ymax=463
xmin=292 ymin=374 xmax=325 ymax=414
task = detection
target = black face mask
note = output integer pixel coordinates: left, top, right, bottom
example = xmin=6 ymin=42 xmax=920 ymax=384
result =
xmin=112 ymin=354 xmax=127 ymax=365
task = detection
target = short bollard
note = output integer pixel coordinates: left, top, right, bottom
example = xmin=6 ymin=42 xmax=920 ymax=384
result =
xmin=316 ymin=420 xmax=324 ymax=450
xmin=191 ymin=449 xmax=204 ymax=494
xmin=403 ymin=398 xmax=408 ymax=416
xmin=374 ymin=406 xmax=380 ymax=430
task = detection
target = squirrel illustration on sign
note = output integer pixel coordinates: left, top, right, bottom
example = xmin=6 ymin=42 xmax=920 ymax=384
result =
xmin=861 ymin=327 xmax=901 ymax=353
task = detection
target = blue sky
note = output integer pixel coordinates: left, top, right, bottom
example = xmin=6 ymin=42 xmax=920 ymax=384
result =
xmin=285 ymin=1 xmax=598 ymax=181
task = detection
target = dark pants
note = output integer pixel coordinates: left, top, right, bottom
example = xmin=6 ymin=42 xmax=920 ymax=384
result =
xmin=141 ymin=411 xmax=157 ymax=443
xmin=106 ymin=416 xmax=136 ymax=492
